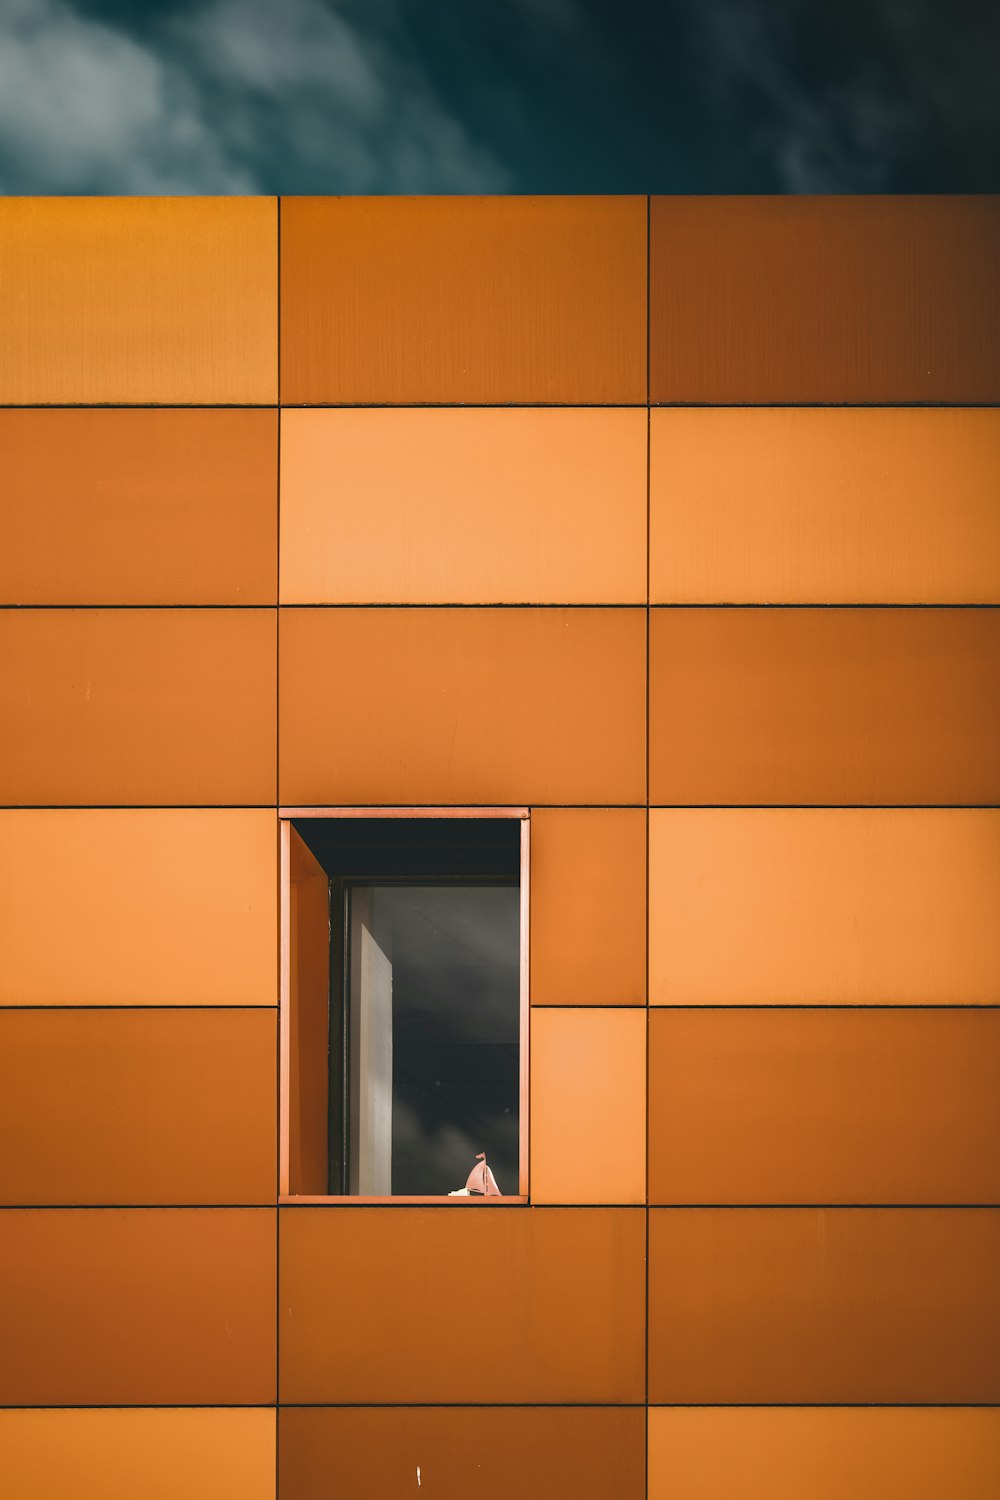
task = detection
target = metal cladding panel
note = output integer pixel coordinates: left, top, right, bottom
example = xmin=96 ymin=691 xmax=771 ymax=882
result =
xmin=0 ymin=1409 xmax=276 ymax=1500
xmin=0 ymin=197 xmax=277 ymax=404
xmin=279 ymin=607 xmax=646 ymax=806
xmin=530 ymin=809 xmax=647 ymax=1006
xmin=530 ymin=1008 xmax=646 ymax=1205
xmin=279 ymin=1206 xmax=646 ymax=1403
xmin=0 ymin=609 xmax=277 ymax=806
xmin=648 ymin=1408 xmax=1000 ymax=1500
xmin=649 ymin=809 xmax=1000 ymax=1005
xmin=649 ymin=1008 xmax=1000 ymax=1205
xmin=279 ymin=1407 xmax=645 ymax=1500
xmin=650 ymin=195 xmax=1000 ymax=403
xmin=0 ymin=810 xmax=277 ymax=1007
xmin=650 ymin=408 xmax=1000 ymax=605
xmin=0 ymin=1209 xmax=277 ymax=1406
xmin=648 ymin=1208 xmax=1000 ymax=1403
xmin=279 ymin=407 xmax=647 ymax=605
xmin=649 ymin=606 xmax=1000 ymax=806
xmin=280 ymin=195 xmax=646 ymax=404
xmin=0 ymin=1008 xmax=276 ymax=1205
xmin=0 ymin=409 xmax=278 ymax=606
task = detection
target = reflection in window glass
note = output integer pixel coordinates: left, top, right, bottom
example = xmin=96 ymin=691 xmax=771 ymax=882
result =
xmin=344 ymin=883 xmax=520 ymax=1196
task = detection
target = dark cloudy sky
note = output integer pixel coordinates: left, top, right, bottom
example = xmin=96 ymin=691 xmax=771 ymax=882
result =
xmin=0 ymin=0 xmax=996 ymax=194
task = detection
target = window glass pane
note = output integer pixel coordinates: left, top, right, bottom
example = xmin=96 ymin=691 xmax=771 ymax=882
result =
xmin=346 ymin=883 xmax=519 ymax=1196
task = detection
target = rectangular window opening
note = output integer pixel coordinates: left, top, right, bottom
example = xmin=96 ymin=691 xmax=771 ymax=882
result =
xmin=281 ymin=810 xmax=528 ymax=1202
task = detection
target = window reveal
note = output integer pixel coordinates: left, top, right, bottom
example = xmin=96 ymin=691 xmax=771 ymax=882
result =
xmin=281 ymin=813 xmax=525 ymax=1200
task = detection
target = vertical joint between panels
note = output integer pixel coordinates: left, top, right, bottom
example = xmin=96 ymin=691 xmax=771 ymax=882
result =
xmin=644 ymin=192 xmax=652 ymax=1499
xmin=645 ymin=193 xmax=651 ymax=408
xmin=274 ymin=192 xmax=282 ymax=1496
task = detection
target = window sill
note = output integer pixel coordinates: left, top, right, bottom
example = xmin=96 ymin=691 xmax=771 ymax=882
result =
xmin=279 ymin=1194 xmax=529 ymax=1206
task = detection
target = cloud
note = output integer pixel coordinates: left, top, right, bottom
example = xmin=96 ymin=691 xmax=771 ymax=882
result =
xmin=0 ymin=0 xmax=992 ymax=195
xmin=681 ymin=0 xmax=916 ymax=192
xmin=0 ymin=0 xmax=510 ymax=193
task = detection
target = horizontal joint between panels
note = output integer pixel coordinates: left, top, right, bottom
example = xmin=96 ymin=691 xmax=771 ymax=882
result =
xmin=4 ymin=602 xmax=1000 ymax=610
xmin=0 ymin=1204 xmax=278 ymax=1212
xmin=2 ymin=1402 xmax=995 ymax=1411
xmin=4 ymin=401 xmax=999 ymax=410
xmin=645 ymin=1203 xmax=1000 ymax=1211
xmin=648 ymin=1003 xmax=1000 ymax=1011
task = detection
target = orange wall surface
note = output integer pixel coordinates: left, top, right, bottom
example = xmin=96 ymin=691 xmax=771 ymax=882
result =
xmin=280 ymin=1407 xmax=645 ymax=1500
xmin=279 ymin=1206 xmax=645 ymax=1403
xmin=649 ymin=1008 xmax=1000 ymax=1205
xmin=0 ymin=409 xmax=278 ymax=606
xmin=648 ymin=1408 xmax=1000 ymax=1500
xmin=279 ymin=195 xmax=646 ymax=403
xmin=0 ymin=609 xmax=276 ymax=805
xmin=530 ymin=808 xmax=647 ymax=1004
xmin=0 ymin=809 xmax=277 ymax=1005
xmin=280 ymin=407 xmax=647 ymax=604
xmin=648 ymin=1208 xmax=1000 ymax=1403
xmin=649 ymin=808 xmax=1000 ymax=1005
xmin=2 ymin=194 xmax=998 ymax=1500
xmin=650 ymin=407 xmax=1000 ymax=604
xmin=278 ymin=606 xmax=646 ymax=805
xmin=530 ymin=1007 xmax=646 ymax=1203
xmin=649 ymin=607 xmax=1000 ymax=805
xmin=0 ymin=1008 xmax=276 ymax=1205
xmin=0 ymin=198 xmax=277 ymax=404
xmin=0 ymin=1410 xmax=276 ymax=1500
xmin=0 ymin=1209 xmax=276 ymax=1405
xmin=649 ymin=195 xmax=1000 ymax=403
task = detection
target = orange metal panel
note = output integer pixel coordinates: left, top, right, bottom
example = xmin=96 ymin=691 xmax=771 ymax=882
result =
xmin=287 ymin=827 xmax=330 ymax=1196
xmin=0 ymin=1209 xmax=276 ymax=1405
xmin=0 ymin=197 xmax=277 ymax=404
xmin=648 ymin=1408 xmax=1000 ymax=1500
xmin=0 ymin=810 xmax=277 ymax=1007
xmin=0 ymin=609 xmax=276 ymax=806
xmin=648 ymin=1208 xmax=1000 ymax=1403
xmin=0 ymin=1409 xmax=276 ymax=1500
xmin=530 ymin=808 xmax=646 ymax=1005
xmin=280 ymin=196 xmax=646 ymax=404
xmin=279 ymin=608 xmax=646 ymax=806
xmin=648 ymin=809 xmax=1000 ymax=1006
xmin=649 ymin=607 xmax=1000 ymax=806
xmin=649 ymin=1009 xmax=1000 ymax=1204
xmin=0 ymin=410 xmax=278 ymax=606
xmin=650 ymin=196 xmax=1000 ymax=403
xmin=279 ymin=1206 xmax=645 ymax=1402
xmin=530 ymin=1009 xmax=645 ymax=1204
xmin=279 ymin=408 xmax=647 ymax=604
xmin=650 ymin=408 xmax=1000 ymax=605
xmin=0 ymin=1009 xmax=276 ymax=1205
xmin=280 ymin=1407 xmax=645 ymax=1500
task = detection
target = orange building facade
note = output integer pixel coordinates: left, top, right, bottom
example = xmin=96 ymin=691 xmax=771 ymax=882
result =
xmin=1 ymin=195 xmax=999 ymax=1497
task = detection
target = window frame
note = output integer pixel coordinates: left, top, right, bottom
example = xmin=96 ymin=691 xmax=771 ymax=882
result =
xmin=279 ymin=806 xmax=530 ymax=1205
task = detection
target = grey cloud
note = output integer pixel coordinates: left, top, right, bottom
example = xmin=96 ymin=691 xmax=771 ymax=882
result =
xmin=0 ymin=0 xmax=991 ymax=196
xmin=184 ymin=0 xmax=382 ymax=109
xmin=0 ymin=0 xmax=509 ymax=193
xmin=0 ymin=0 xmax=256 ymax=191
xmin=684 ymin=0 xmax=911 ymax=192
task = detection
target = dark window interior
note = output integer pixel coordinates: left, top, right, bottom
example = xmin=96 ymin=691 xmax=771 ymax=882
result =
xmin=293 ymin=818 xmax=521 ymax=1196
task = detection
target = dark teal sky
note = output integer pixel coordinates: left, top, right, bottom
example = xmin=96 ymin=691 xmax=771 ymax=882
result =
xmin=1 ymin=0 xmax=996 ymax=194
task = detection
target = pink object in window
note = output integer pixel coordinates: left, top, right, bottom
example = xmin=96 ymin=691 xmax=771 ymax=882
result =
xmin=466 ymin=1152 xmax=502 ymax=1196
